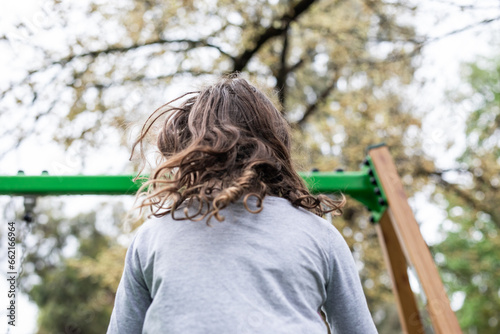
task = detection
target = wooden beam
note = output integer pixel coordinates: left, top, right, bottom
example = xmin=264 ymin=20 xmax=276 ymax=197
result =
xmin=376 ymin=209 xmax=425 ymax=334
xmin=368 ymin=146 xmax=462 ymax=334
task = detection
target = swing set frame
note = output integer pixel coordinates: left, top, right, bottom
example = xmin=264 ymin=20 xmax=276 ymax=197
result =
xmin=0 ymin=144 xmax=462 ymax=333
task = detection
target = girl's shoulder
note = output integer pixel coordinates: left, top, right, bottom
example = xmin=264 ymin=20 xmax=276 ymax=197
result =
xmin=262 ymin=196 xmax=345 ymax=241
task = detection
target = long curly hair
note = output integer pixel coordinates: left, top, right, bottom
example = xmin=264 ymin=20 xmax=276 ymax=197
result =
xmin=131 ymin=74 xmax=345 ymax=224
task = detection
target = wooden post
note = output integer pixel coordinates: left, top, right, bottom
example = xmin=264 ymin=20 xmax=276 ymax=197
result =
xmin=368 ymin=145 xmax=462 ymax=334
xmin=376 ymin=209 xmax=425 ymax=333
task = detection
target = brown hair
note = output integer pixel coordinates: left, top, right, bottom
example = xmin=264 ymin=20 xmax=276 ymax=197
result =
xmin=131 ymin=74 xmax=345 ymax=224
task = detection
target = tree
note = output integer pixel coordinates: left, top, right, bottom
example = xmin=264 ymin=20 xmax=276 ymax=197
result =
xmin=19 ymin=200 xmax=129 ymax=333
xmin=1 ymin=0 xmax=421 ymax=158
xmin=433 ymin=53 xmax=500 ymax=333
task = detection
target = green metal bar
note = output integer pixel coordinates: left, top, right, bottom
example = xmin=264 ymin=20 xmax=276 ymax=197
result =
xmin=0 ymin=172 xmax=366 ymax=196
xmin=0 ymin=160 xmax=388 ymax=222
xmin=302 ymin=169 xmax=388 ymax=223
xmin=300 ymin=171 xmax=369 ymax=193
xmin=0 ymin=175 xmax=140 ymax=196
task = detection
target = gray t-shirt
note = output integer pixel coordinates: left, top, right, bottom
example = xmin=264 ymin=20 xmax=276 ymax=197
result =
xmin=107 ymin=196 xmax=377 ymax=333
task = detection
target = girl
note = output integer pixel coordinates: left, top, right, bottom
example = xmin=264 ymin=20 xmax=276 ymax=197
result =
xmin=107 ymin=74 xmax=377 ymax=333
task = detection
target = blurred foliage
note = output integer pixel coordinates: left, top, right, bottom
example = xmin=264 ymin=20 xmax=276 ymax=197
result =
xmin=19 ymin=201 xmax=127 ymax=333
xmin=3 ymin=0 xmax=496 ymax=333
xmin=433 ymin=54 xmax=500 ymax=333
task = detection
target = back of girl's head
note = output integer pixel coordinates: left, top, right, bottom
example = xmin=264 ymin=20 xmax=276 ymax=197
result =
xmin=132 ymin=73 xmax=344 ymax=223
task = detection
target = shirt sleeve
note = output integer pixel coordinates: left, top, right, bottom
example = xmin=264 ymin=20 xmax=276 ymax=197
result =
xmin=107 ymin=231 xmax=152 ymax=334
xmin=322 ymin=227 xmax=378 ymax=333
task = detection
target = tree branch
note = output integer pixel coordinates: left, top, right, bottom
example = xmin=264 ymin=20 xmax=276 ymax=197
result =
xmin=232 ymin=0 xmax=318 ymax=71
xmin=294 ymin=77 xmax=338 ymax=127
xmin=426 ymin=16 xmax=500 ymax=44
xmin=415 ymin=167 xmax=500 ymax=228
xmin=52 ymin=38 xmax=233 ymax=68
xmin=288 ymin=58 xmax=305 ymax=72
xmin=276 ymin=28 xmax=290 ymax=105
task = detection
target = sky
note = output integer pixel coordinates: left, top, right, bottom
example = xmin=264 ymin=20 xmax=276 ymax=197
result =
xmin=0 ymin=0 xmax=499 ymax=333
